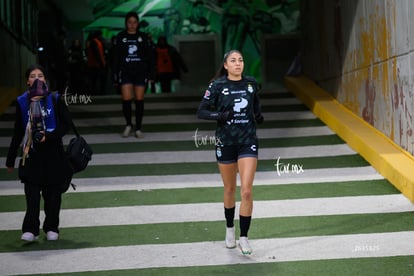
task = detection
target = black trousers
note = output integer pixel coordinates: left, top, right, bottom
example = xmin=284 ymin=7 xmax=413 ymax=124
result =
xmin=157 ymin=73 xmax=173 ymax=93
xmin=22 ymin=182 xmax=62 ymax=236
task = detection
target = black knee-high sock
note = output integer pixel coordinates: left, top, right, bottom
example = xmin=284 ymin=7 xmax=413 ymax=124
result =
xmin=135 ymin=100 xmax=144 ymax=130
xmin=240 ymin=215 xmax=251 ymax=237
xmin=122 ymin=100 xmax=132 ymax=126
xmin=224 ymin=207 xmax=235 ymax=228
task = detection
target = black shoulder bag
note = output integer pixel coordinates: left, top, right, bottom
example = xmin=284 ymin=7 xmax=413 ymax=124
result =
xmin=66 ymin=121 xmax=93 ymax=174
xmin=51 ymin=92 xmax=93 ymax=193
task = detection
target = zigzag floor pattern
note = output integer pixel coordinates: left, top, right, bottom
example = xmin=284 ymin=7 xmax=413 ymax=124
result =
xmin=0 ymin=89 xmax=413 ymax=275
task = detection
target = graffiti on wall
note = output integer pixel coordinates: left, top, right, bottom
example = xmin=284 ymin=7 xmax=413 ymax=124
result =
xmin=304 ymin=0 xmax=414 ymax=154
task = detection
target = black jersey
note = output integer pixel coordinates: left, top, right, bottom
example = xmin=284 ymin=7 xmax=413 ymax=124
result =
xmin=197 ymin=75 xmax=262 ymax=146
xmin=114 ymin=30 xmax=155 ymax=79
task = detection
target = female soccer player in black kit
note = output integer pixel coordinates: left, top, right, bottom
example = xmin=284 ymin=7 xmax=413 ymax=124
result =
xmin=197 ymin=50 xmax=264 ymax=255
xmin=114 ymin=11 xmax=155 ymax=138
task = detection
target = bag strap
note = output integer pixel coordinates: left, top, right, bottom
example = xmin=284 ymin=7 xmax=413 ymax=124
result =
xmin=70 ymin=119 xmax=80 ymax=137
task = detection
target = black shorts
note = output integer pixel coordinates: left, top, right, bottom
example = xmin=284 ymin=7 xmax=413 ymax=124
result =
xmin=216 ymin=144 xmax=258 ymax=164
xmin=119 ymin=70 xmax=148 ymax=86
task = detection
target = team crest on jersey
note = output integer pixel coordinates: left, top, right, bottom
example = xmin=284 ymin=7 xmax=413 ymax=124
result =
xmin=247 ymin=83 xmax=254 ymax=93
xmin=221 ymin=88 xmax=229 ymax=95
xmin=203 ymin=89 xmax=211 ymax=99
xmin=216 ymin=147 xmax=222 ymax=158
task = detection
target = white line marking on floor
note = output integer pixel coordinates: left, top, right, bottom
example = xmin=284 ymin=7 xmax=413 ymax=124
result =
xmin=0 ymin=194 xmax=412 ymax=230
xmin=0 ymin=111 xmax=314 ymax=128
xmin=78 ymin=144 xmax=355 ymax=166
xmin=0 ymin=167 xmax=384 ymax=195
xmin=0 ymin=126 xmax=334 ymax=146
xmin=1 ymin=231 xmax=414 ymax=275
xmin=0 ymin=98 xmax=302 ymax=114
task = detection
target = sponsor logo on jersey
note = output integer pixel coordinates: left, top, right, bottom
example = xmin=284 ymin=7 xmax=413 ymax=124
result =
xmin=233 ymin=97 xmax=248 ymax=112
xmin=128 ymin=45 xmax=137 ymax=54
xmin=231 ymin=90 xmax=246 ymax=94
xmin=221 ymin=88 xmax=229 ymax=95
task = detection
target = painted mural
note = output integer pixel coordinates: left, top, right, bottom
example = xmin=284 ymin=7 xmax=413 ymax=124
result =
xmin=137 ymin=0 xmax=300 ymax=80
xmin=97 ymin=0 xmax=299 ymax=81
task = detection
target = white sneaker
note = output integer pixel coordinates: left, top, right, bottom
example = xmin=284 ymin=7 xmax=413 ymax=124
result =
xmin=239 ymin=236 xmax=252 ymax=255
xmin=225 ymin=227 xmax=236 ymax=248
xmin=21 ymin=232 xmax=39 ymax=242
xmin=46 ymin=231 xmax=59 ymax=241
xmin=122 ymin=125 xmax=132 ymax=137
xmin=135 ymin=130 xmax=144 ymax=138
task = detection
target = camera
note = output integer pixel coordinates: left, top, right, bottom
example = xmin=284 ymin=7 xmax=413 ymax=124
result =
xmin=32 ymin=121 xmax=45 ymax=143
xmin=32 ymin=129 xmax=44 ymax=143
xmin=31 ymin=112 xmax=45 ymax=143
xmin=30 ymin=100 xmax=45 ymax=143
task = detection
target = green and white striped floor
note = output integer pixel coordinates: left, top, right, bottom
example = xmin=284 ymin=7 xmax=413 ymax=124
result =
xmin=1 ymin=89 xmax=414 ymax=275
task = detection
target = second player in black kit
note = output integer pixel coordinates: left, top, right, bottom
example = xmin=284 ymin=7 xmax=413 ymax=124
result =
xmin=114 ymin=11 xmax=155 ymax=138
xmin=115 ymin=30 xmax=154 ymax=84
